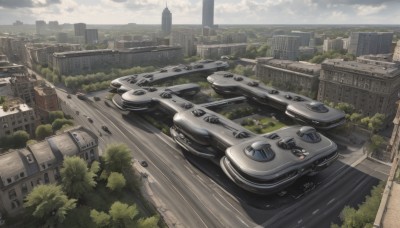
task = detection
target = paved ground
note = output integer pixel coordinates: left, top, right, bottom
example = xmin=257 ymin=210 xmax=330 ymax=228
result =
xmin=382 ymin=173 xmax=400 ymax=228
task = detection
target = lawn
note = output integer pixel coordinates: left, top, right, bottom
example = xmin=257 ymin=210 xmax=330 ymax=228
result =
xmin=241 ymin=117 xmax=286 ymax=134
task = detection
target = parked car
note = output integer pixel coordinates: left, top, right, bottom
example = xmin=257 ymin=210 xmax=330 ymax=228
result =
xmin=140 ymin=160 xmax=148 ymax=167
xmin=87 ymin=117 xmax=93 ymax=123
xmin=101 ymin=125 xmax=111 ymax=134
xmin=94 ymin=96 xmax=101 ymax=101
xmin=67 ymin=94 xmax=72 ymax=99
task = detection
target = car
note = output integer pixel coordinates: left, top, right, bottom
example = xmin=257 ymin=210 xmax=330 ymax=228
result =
xmin=87 ymin=117 xmax=93 ymax=123
xmin=94 ymin=96 xmax=101 ymax=101
xmin=67 ymin=94 xmax=72 ymax=99
xmin=101 ymin=125 xmax=111 ymax=133
xmin=140 ymin=160 xmax=148 ymax=167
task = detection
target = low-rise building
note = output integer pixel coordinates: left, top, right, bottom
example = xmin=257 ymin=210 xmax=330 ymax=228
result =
xmin=196 ymin=43 xmax=248 ymax=59
xmin=318 ymin=58 xmax=400 ymax=119
xmin=34 ymin=83 xmax=60 ymax=122
xmin=25 ymin=43 xmax=81 ymax=68
xmin=0 ymin=126 xmax=99 ymax=215
xmin=323 ymin=38 xmax=344 ymax=52
xmin=10 ymin=76 xmax=37 ymax=106
xmin=0 ymin=98 xmax=36 ymax=138
xmin=256 ymin=57 xmax=321 ymax=98
xmin=52 ymin=46 xmax=183 ymax=76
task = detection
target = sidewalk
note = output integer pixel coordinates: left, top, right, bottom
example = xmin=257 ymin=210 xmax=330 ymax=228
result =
xmin=382 ymin=181 xmax=400 ymax=228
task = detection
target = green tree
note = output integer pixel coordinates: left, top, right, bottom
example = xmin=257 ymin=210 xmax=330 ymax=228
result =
xmin=367 ymin=135 xmax=385 ymax=154
xmin=334 ymin=102 xmax=355 ymax=114
xmin=61 ymin=156 xmax=96 ymax=198
xmin=107 ymin=172 xmax=126 ymax=192
xmin=52 ymin=118 xmax=74 ymax=131
xmin=90 ymin=210 xmax=111 ymax=228
xmin=27 ymin=139 xmax=38 ymax=145
xmin=104 ymin=144 xmax=133 ymax=173
xmin=49 ymin=111 xmax=65 ymax=123
xmin=257 ymin=44 xmax=269 ymax=57
xmin=360 ymin=117 xmax=371 ymax=127
xmin=349 ymin=113 xmax=363 ymax=124
xmin=368 ymin=113 xmax=385 ymax=132
xmin=11 ymin=130 xmax=30 ymax=148
xmin=35 ymin=124 xmax=53 ymax=140
xmin=24 ymin=184 xmax=76 ymax=227
xmin=137 ymin=216 xmax=159 ymax=228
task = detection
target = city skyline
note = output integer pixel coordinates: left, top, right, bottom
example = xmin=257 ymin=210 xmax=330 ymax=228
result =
xmin=0 ymin=0 xmax=400 ymax=25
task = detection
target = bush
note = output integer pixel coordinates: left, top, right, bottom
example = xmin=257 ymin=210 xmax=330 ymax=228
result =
xmin=52 ymin=119 xmax=74 ymax=131
xmin=35 ymin=124 xmax=53 ymax=140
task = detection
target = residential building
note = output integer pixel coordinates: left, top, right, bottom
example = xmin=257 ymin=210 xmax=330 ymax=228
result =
xmin=74 ymin=23 xmax=86 ymax=36
xmin=202 ymin=0 xmax=214 ymax=27
xmin=10 ymin=76 xmax=37 ymax=106
xmin=0 ymin=36 xmax=28 ymax=63
xmin=393 ymin=41 xmax=400 ymax=62
xmin=85 ymin=29 xmax=98 ymax=45
xmin=299 ymin=47 xmax=316 ymax=59
xmin=348 ymin=32 xmax=393 ymax=57
xmin=256 ymin=57 xmax=321 ymax=98
xmin=0 ymin=98 xmax=36 ymax=138
xmin=219 ymin=33 xmax=247 ymax=44
xmin=25 ymin=43 xmax=81 ymax=68
xmin=0 ymin=78 xmax=12 ymax=97
xmin=48 ymin=21 xmax=59 ymax=31
xmin=323 ymin=38 xmax=344 ymax=52
xmin=171 ymin=30 xmax=196 ymax=57
xmin=0 ymin=126 xmax=99 ymax=215
xmin=291 ymin=31 xmax=313 ymax=47
xmin=35 ymin=20 xmax=46 ymax=35
xmin=196 ymin=43 xmax=248 ymax=59
xmin=52 ymin=46 xmax=183 ymax=75
xmin=318 ymin=58 xmax=400 ymax=118
xmin=56 ymin=32 xmax=68 ymax=43
xmin=0 ymin=59 xmax=26 ymax=78
xmin=269 ymin=35 xmax=301 ymax=61
xmin=342 ymin=38 xmax=350 ymax=50
xmin=114 ymin=40 xmax=155 ymax=50
xmin=34 ymin=83 xmax=60 ymax=123
xmin=161 ymin=6 xmax=172 ymax=36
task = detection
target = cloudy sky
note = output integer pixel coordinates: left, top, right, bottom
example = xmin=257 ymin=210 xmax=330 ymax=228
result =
xmin=0 ymin=0 xmax=399 ymax=25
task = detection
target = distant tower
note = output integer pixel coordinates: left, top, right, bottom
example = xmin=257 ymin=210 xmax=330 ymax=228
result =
xmin=74 ymin=23 xmax=86 ymax=36
xmin=161 ymin=3 xmax=172 ymax=36
xmin=202 ymin=0 xmax=214 ymax=27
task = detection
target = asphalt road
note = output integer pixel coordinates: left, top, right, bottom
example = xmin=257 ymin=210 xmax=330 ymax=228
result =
xmin=57 ymin=90 xmax=388 ymax=228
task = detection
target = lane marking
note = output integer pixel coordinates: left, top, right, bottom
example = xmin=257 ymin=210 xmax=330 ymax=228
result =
xmin=312 ymin=209 xmax=320 ymax=215
xmin=327 ymin=198 xmax=336 ymax=205
xmin=298 ymin=219 xmax=303 ymax=224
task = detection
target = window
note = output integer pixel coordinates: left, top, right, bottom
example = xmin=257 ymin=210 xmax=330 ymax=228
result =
xmin=8 ymin=189 xmax=17 ymax=200
xmin=7 ymin=178 xmax=12 ymax=184
xmin=11 ymin=200 xmax=20 ymax=209
xmin=20 ymin=172 xmax=25 ymax=178
xmin=90 ymin=149 xmax=95 ymax=159
xmin=21 ymin=183 xmax=28 ymax=195
xmin=37 ymin=178 xmax=42 ymax=185
xmin=44 ymin=173 xmax=49 ymax=184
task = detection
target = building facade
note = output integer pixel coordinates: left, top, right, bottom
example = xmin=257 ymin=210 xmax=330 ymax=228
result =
xmin=269 ymin=35 xmax=301 ymax=61
xmin=290 ymin=31 xmax=313 ymax=47
xmin=0 ymin=126 xmax=99 ymax=215
xmin=10 ymin=76 xmax=37 ymax=106
xmin=323 ymin=38 xmax=344 ymax=52
xmin=74 ymin=23 xmax=86 ymax=36
xmin=52 ymin=46 xmax=183 ymax=75
xmin=161 ymin=6 xmax=172 ymax=36
xmin=202 ymin=0 xmax=214 ymax=27
xmin=0 ymin=99 xmax=36 ymax=138
xmin=34 ymin=83 xmax=60 ymax=123
xmin=348 ymin=32 xmax=393 ymax=57
xmin=318 ymin=58 xmax=400 ymax=118
xmin=170 ymin=30 xmax=196 ymax=57
xmin=35 ymin=21 xmax=46 ymax=35
xmin=256 ymin=57 xmax=321 ymax=98
xmin=25 ymin=43 xmax=81 ymax=68
xmin=393 ymin=41 xmax=400 ymax=63
xmin=196 ymin=43 xmax=247 ymax=59
xmin=85 ymin=29 xmax=99 ymax=45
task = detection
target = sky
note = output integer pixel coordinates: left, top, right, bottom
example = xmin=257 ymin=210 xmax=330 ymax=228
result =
xmin=0 ymin=0 xmax=399 ymax=25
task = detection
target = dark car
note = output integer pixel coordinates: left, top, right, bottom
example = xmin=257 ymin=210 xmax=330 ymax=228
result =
xmin=87 ymin=117 xmax=93 ymax=123
xmin=140 ymin=160 xmax=148 ymax=167
xmin=101 ymin=125 xmax=111 ymax=134
xmin=67 ymin=94 xmax=72 ymax=99
xmin=94 ymin=96 xmax=101 ymax=101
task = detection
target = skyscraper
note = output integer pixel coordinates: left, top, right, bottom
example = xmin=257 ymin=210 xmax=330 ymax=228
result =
xmin=202 ymin=0 xmax=214 ymax=27
xmin=85 ymin=29 xmax=98 ymax=44
xmin=35 ymin=20 xmax=46 ymax=35
xmin=74 ymin=23 xmax=86 ymax=36
xmin=161 ymin=5 xmax=172 ymax=36
xmin=348 ymin=32 xmax=393 ymax=57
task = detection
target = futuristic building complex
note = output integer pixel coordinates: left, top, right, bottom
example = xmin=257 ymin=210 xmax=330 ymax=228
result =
xmin=207 ymin=71 xmax=346 ymax=130
xmin=115 ymin=86 xmax=338 ymax=194
xmin=110 ymin=60 xmax=229 ymax=93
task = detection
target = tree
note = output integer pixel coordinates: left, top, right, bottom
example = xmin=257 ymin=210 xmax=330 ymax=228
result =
xmin=90 ymin=210 xmax=111 ymax=228
xmin=52 ymin=118 xmax=74 ymax=131
xmin=107 ymin=172 xmax=126 ymax=192
xmin=27 ymin=139 xmax=38 ymax=145
xmin=35 ymin=124 xmax=53 ymax=140
xmin=49 ymin=111 xmax=65 ymax=123
xmin=109 ymin=201 xmax=138 ymax=226
xmin=61 ymin=156 xmax=96 ymax=198
xmin=257 ymin=44 xmax=269 ymax=57
xmin=137 ymin=216 xmax=160 ymax=228
xmin=334 ymin=102 xmax=355 ymax=114
xmin=367 ymin=134 xmax=385 ymax=155
xmin=11 ymin=130 xmax=30 ymax=148
xmin=349 ymin=113 xmax=363 ymax=124
xmin=104 ymin=144 xmax=133 ymax=173
xmin=24 ymin=184 xmax=76 ymax=227
xmin=368 ymin=113 xmax=385 ymax=132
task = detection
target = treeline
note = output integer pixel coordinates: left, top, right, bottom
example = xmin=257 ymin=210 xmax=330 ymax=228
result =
xmin=33 ymin=64 xmax=156 ymax=93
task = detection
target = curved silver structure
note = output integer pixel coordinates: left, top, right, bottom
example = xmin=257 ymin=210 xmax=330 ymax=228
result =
xmin=207 ymin=71 xmax=346 ymax=130
xmin=117 ymin=86 xmax=338 ymax=194
xmin=110 ymin=60 xmax=229 ymax=93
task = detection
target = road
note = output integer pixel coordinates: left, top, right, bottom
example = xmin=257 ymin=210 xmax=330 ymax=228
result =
xmin=54 ymin=89 xmax=391 ymax=228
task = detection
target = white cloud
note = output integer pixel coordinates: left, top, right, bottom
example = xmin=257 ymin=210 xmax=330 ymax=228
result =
xmin=355 ymin=4 xmax=387 ymax=16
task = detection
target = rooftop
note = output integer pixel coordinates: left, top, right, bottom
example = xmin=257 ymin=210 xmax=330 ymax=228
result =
xmin=0 ymin=103 xmax=32 ymax=117
xmin=257 ymin=57 xmax=321 ymax=75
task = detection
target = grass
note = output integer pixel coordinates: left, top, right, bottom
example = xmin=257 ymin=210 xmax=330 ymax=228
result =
xmin=241 ymin=117 xmax=286 ymax=134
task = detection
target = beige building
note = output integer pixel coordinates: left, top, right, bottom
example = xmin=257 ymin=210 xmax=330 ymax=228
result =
xmin=323 ymin=38 xmax=344 ymax=52
xmin=256 ymin=57 xmax=321 ymax=98
xmin=52 ymin=46 xmax=183 ymax=76
xmin=0 ymin=99 xmax=36 ymax=138
xmin=0 ymin=126 xmax=99 ymax=215
xmin=393 ymin=41 xmax=400 ymax=63
xmin=25 ymin=43 xmax=81 ymax=68
xmin=318 ymin=58 xmax=400 ymax=118
xmin=170 ymin=30 xmax=196 ymax=57
xmin=196 ymin=43 xmax=248 ymax=59
xmin=10 ymin=76 xmax=37 ymax=106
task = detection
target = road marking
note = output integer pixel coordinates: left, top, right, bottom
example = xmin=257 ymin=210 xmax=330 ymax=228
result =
xmin=184 ymin=165 xmax=194 ymax=174
xmin=298 ymin=219 xmax=303 ymax=224
xmin=327 ymin=198 xmax=336 ymax=205
xmin=312 ymin=209 xmax=320 ymax=215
